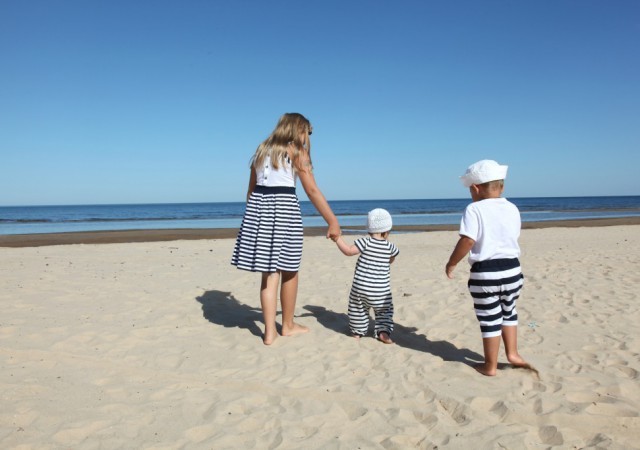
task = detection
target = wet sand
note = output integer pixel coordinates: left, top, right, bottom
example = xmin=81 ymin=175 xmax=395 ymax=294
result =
xmin=1 ymin=216 xmax=639 ymax=247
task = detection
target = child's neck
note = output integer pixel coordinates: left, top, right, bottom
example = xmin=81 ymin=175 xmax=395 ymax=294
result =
xmin=369 ymin=232 xmax=388 ymax=239
xmin=478 ymin=192 xmax=502 ymax=200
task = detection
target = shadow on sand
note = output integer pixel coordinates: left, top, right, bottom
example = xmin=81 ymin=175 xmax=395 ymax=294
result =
xmin=195 ymin=290 xmax=265 ymax=338
xmin=302 ymin=305 xmax=483 ymax=366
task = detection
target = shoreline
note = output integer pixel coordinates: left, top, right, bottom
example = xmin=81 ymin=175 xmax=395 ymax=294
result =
xmin=1 ymin=216 xmax=639 ymax=248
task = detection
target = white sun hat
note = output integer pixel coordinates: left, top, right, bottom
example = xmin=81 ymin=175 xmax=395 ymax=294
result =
xmin=367 ymin=208 xmax=393 ymax=233
xmin=460 ymin=159 xmax=508 ymax=187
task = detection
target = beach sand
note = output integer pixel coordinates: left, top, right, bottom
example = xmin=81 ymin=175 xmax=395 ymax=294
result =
xmin=1 ymin=222 xmax=639 ymax=448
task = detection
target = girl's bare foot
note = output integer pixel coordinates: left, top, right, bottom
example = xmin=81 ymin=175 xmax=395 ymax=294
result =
xmin=474 ymin=363 xmax=497 ymax=376
xmin=378 ymin=332 xmax=394 ymax=344
xmin=262 ymin=329 xmax=278 ymax=346
xmin=282 ymin=322 xmax=309 ymax=337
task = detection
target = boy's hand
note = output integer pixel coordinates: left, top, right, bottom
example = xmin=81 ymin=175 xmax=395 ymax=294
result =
xmin=445 ymin=262 xmax=456 ymax=279
xmin=446 ymin=236 xmax=474 ymax=279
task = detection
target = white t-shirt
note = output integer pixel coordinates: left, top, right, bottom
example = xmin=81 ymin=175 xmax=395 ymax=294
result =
xmin=255 ymin=154 xmax=296 ymax=187
xmin=459 ymin=198 xmax=521 ymax=265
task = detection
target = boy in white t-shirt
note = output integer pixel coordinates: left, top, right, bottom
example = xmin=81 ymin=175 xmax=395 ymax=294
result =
xmin=446 ymin=160 xmax=536 ymax=377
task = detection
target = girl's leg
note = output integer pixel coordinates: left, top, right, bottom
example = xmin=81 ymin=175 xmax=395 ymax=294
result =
xmin=260 ymin=271 xmax=280 ymax=345
xmin=280 ymin=270 xmax=308 ymax=337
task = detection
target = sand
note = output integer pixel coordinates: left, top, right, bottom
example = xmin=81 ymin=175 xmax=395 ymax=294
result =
xmin=1 ymin=224 xmax=639 ymax=448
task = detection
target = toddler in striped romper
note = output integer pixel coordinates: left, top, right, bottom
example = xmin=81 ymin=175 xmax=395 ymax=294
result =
xmin=335 ymin=209 xmax=399 ymax=344
xmin=445 ymin=160 xmax=536 ymax=376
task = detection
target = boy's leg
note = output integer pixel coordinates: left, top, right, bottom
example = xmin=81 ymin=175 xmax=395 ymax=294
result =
xmin=348 ymin=292 xmax=369 ymax=337
xmin=502 ymin=325 xmax=532 ymax=369
xmin=260 ymin=271 xmax=281 ymax=345
xmin=476 ymin=335 xmax=501 ymax=376
xmin=280 ymin=270 xmax=309 ymax=337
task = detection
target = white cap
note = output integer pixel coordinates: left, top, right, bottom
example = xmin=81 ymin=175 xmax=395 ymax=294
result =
xmin=367 ymin=208 xmax=392 ymax=233
xmin=460 ymin=159 xmax=508 ymax=187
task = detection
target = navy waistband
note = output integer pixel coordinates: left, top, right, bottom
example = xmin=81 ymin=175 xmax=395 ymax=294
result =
xmin=471 ymin=258 xmax=520 ymax=272
xmin=254 ymin=185 xmax=296 ymax=194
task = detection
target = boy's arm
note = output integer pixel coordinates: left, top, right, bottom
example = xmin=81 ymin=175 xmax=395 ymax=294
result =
xmin=335 ymin=236 xmax=360 ymax=256
xmin=445 ymin=235 xmax=475 ymax=279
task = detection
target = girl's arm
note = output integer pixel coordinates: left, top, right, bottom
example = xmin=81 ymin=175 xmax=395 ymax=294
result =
xmin=445 ymin=235 xmax=475 ymax=279
xmin=296 ymin=151 xmax=340 ymax=240
xmin=335 ymin=236 xmax=360 ymax=256
xmin=246 ymin=166 xmax=257 ymax=202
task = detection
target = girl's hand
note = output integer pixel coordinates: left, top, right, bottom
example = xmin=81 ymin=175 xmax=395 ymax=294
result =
xmin=327 ymin=223 xmax=341 ymax=241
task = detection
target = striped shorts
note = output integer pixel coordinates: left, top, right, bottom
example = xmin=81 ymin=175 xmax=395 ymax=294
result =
xmin=468 ymin=258 xmax=524 ymax=338
xmin=231 ymin=185 xmax=303 ymax=273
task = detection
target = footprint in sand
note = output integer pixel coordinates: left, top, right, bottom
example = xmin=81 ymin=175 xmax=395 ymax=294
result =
xmin=538 ymin=425 xmax=563 ymax=446
xmin=436 ymin=397 xmax=470 ymax=425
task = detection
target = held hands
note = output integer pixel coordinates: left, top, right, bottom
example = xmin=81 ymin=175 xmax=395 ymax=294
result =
xmin=327 ymin=223 xmax=341 ymax=241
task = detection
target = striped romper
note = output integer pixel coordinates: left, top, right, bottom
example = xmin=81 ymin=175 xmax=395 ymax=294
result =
xmin=348 ymin=237 xmax=399 ymax=337
xmin=460 ymin=198 xmax=524 ymax=338
xmin=231 ymin=154 xmax=303 ymax=273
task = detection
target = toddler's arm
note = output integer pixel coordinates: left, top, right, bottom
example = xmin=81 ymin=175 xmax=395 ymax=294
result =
xmin=445 ymin=235 xmax=475 ymax=279
xmin=335 ymin=236 xmax=360 ymax=257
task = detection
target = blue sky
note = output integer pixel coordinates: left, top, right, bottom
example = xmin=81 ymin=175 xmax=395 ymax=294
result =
xmin=1 ymin=0 xmax=638 ymax=206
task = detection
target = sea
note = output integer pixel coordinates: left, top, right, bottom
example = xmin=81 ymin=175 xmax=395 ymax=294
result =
xmin=1 ymin=196 xmax=639 ymax=235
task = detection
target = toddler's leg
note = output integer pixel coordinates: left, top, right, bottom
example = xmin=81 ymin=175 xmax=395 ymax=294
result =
xmin=260 ymin=272 xmax=280 ymax=345
xmin=348 ymin=293 xmax=369 ymax=337
xmin=373 ymin=300 xmax=394 ymax=344
xmin=280 ymin=270 xmax=309 ymax=337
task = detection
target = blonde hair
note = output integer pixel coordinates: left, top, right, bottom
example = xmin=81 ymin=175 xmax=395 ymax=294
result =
xmin=251 ymin=113 xmax=312 ymax=172
xmin=479 ymin=180 xmax=504 ymax=191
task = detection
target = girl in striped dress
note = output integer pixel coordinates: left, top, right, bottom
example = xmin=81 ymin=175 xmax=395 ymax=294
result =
xmin=334 ymin=209 xmax=399 ymax=344
xmin=231 ymin=113 xmax=341 ymax=345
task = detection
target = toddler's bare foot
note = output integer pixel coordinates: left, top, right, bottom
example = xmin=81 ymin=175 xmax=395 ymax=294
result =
xmin=378 ymin=332 xmax=394 ymax=344
xmin=352 ymin=334 xmax=361 ymax=340
xmin=282 ymin=322 xmax=309 ymax=337
xmin=474 ymin=363 xmax=497 ymax=377
xmin=262 ymin=329 xmax=278 ymax=346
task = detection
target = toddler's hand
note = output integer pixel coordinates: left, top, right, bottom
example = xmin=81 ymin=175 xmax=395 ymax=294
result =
xmin=327 ymin=224 xmax=341 ymax=241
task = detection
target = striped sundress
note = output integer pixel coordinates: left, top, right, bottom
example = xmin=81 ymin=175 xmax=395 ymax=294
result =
xmin=231 ymin=154 xmax=303 ymax=272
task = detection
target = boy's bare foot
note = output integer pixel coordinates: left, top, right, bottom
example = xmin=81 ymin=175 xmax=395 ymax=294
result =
xmin=507 ymin=354 xmax=539 ymax=377
xmin=378 ymin=332 xmax=394 ymax=344
xmin=282 ymin=322 xmax=309 ymax=337
xmin=474 ymin=363 xmax=497 ymax=376
xmin=262 ymin=330 xmax=278 ymax=346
